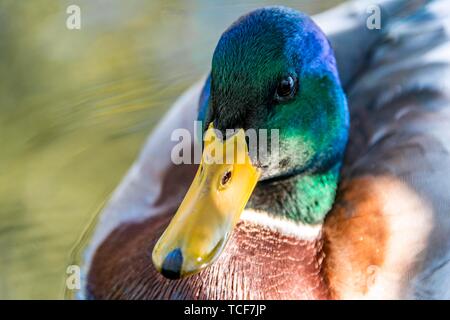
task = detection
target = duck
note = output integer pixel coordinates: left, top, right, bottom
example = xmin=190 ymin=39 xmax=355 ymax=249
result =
xmin=80 ymin=0 xmax=450 ymax=299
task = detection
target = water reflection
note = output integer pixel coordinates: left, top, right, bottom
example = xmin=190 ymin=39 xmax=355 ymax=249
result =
xmin=0 ymin=0 xmax=342 ymax=299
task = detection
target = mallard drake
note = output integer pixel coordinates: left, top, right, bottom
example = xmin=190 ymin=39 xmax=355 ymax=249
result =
xmin=81 ymin=0 xmax=450 ymax=299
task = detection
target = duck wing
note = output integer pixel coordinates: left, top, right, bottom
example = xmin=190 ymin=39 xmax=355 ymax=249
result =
xmin=322 ymin=0 xmax=450 ymax=299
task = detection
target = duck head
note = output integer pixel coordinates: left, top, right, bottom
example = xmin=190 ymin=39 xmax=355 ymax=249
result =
xmin=152 ymin=6 xmax=349 ymax=279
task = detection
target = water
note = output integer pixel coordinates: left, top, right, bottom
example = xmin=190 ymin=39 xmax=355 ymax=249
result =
xmin=0 ymin=0 xmax=342 ymax=299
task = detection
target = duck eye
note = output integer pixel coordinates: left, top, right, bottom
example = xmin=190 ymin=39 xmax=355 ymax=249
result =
xmin=275 ymin=76 xmax=296 ymax=101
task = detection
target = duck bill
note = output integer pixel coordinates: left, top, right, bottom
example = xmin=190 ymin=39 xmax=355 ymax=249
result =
xmin=152 ymin=125 xmax=260 ymax=279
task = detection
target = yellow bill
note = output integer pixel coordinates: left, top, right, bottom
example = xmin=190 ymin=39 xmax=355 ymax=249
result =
xmin=152 ymin=124 xmax=260 ymax=279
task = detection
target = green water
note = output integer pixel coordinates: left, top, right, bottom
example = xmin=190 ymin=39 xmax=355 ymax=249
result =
xmin=0 ymin=0 xmax=342 ymax=299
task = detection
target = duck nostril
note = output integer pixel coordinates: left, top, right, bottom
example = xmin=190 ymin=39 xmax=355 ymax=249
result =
xmin=161 ymin=248 xmax=183 ymax=280
xmin=220 ymin=170 xmax=232 ymax=187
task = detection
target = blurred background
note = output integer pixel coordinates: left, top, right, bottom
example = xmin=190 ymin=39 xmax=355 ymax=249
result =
xmin=0 ymin=0 xmax=343 ymax=299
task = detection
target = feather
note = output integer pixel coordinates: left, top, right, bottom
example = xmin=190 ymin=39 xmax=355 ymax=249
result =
xmin=324 ymin=0 xmax=450 ymax=299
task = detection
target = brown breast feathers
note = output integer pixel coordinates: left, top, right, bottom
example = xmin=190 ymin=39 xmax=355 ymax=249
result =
xmin=87 ymin=215 xmax=330 ymax=300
